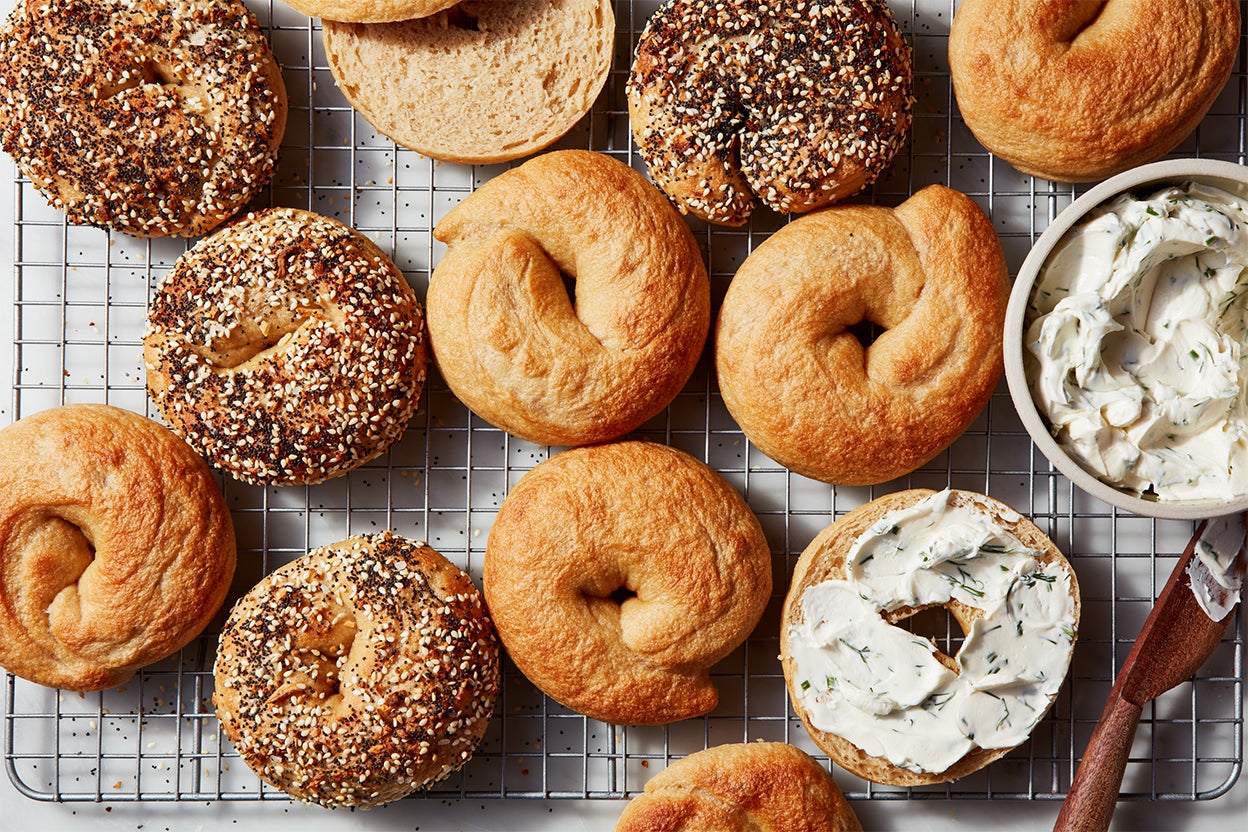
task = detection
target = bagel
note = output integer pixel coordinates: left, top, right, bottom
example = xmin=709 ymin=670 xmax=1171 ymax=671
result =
xmin=213 ymin=531 xmax=499 ymax=809
xmin=323 ymin=0 xmax=614 ymax=165
xmin=428 ymin=150 xmax=710 ymax=447
xmin=0 ymin=404 xmax=236 ymax=692
xmin=0 ymin=0 xmax=287 ymax=237
xmin=483 ymin=441 xmax=771 ymax=725
xmin=781 ymin=489 xmax=1079 ymax=786
xmin=281 ymin=0 xmax=458 ymax=22
xmin=616 ymin=742 xmax=862 ymax=832
xmin=948 ymin=0 xmax=1241 ymax=183
xmin=627 ymin=0 xmax=913 ymax=226
xmin=715 ymin=185 xmax=1009 ymax=485
xmin=144 ymin=207 xmax=427 ymax=487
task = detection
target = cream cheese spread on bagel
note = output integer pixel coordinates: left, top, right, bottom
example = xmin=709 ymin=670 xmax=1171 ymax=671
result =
xmin=1026 ymin=182 xmax=1248 ymax=501
xmin=786 ymin=490 xmax=1077 ymax=775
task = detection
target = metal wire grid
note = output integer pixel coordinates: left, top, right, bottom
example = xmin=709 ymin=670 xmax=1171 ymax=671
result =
xmin=1 ymin=0 xmax=1245 ymax=806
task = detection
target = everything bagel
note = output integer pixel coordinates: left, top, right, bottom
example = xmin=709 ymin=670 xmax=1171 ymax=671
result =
xmin=627 ymin=0 xmax=913 ymax=225
xmin=428 ymin=150 xmax=709 ymax=447
xmin=213 ymin=532 xmax=499 ymax=808
xmin=483 ymin=442 xmax=771 ymax=725
xmin=0 ymin=0 xmax=287 ymax=237
xmin=0 ymin=404 xmax=236 ymax=692
xmin=715 ymin=185 xmax=1009 ymax=485
xmin=948 ymin=0 xmax=1240 ymax=182
xmin=144 ymin=208 xmax=427 ymax=486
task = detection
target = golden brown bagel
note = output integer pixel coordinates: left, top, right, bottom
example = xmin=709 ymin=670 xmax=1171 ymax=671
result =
xmin=213 ymin=532 xmax=499 ymax=809
xmin=715 ymin=185 xmax=1009 ymax=485
xmin=615 ymin=742 xmax=862 ymax=832
xmin=627 ymin=0 xmax=913 ymax=225
xmin=282 ymin=0 xmax=458 ymax=22
xmin=0 ymin=404 xmax=236 ymax=691
xmin=948 ymin=0 xmax=1241 ymax=182
xmin=144 ymin=207 xmax=427 ymax=486
xmin=428 ymin=150 xmax=710 ymax=447
xmin=780 ymin=489 xmax=1079 ymax=786
xmin=0 ymin=0 xmax=287 ymax=237
xmin=483 ymin=442 xmax=771 ymax=725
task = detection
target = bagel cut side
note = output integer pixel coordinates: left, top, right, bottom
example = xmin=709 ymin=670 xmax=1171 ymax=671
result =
xmin=715 ymin=184 xmax=1008 ymax=485
xmin=948 ymin=0 xmax=1240 ymax=182
xmin=780 ymin=489 xmax=1080 ymax=786
xmin=324 ymin=0 xmax=613 ymax=165
xmin=615 ymin=742 xmax=862 ymax=832
xmin=428 ymin=150 xmax=710 ymax=447
xmin=484 ymin=442 xmax=771 ymax=725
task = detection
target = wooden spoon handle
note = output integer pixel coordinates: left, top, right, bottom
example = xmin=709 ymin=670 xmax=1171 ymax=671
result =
xmin=1055 ymin=694 xmax=1143 ymax=832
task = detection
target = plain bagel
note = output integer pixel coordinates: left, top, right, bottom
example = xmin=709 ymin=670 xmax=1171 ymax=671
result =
xmin=483 ymin=441 xmax=771 ymax=725
xmin=948 ymin=0 xmax=1241 ymax=182
xmin=0 ymin=0 xmax=287 ymax=237
xmin=213 ymin=531 xmax=500 ymax=809
xmin=615 ymin=742 xmax=862 ymax=832
xmin=781 ymin=489 xmax=1080 ymax=786
xmin=144 ymin=208 xmax=427 ymax=486
xmin=627 ymin=0 xmax=913 ymax=225
xmin=428 ymin=150 xmax=710 ymax=447
xmin=0 ymin=404 xmax=236 ymax=692
xmin=715 ymin=185 xmax=1009 ymax=485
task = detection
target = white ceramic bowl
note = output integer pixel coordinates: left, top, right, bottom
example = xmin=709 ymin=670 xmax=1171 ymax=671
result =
xmin=1004 ymin=158 xmax=1248 ymax=520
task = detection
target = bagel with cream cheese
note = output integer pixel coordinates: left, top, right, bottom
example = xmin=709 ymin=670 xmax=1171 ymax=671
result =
xmin=781 ymin=489 xmax=1080 ymax=786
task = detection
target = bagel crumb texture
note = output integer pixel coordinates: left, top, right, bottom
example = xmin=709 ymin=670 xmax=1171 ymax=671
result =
xmin=213 ymin=532 xmax=500 ymax=809
xmin=0 ymin=0 xmax=287 ymax=237
xmin=628 ymin=0 xmax=913 ymax=225
xmin=144 ymin=207 xmax=427 ymax=486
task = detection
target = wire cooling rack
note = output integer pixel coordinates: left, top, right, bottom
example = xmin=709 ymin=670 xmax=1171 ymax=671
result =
xmin=2 ymin=0 xmax=1245 ymax=806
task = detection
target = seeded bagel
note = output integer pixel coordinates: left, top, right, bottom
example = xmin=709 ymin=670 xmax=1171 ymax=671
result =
xmin=213 ymin=532 xmax=499 ymax=808
xmin=0 ymin=0 xmax=287 ymax=237
xmin=627 ymin=0 xmax=913 ymax=225
xmin=144 ymin=208 xmax=427 ymax=486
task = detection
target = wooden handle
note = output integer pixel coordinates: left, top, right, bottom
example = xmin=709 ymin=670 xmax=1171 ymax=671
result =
xmin=1055 ymin=694 xmax=1143 ymax=832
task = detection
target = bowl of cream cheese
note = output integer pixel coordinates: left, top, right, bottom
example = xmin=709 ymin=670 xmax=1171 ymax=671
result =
xmin=1005 ymin=158 xmax=1248 ymax=520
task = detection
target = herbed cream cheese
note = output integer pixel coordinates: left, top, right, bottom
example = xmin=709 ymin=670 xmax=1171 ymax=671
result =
xmin=1188 ymin=513 xmax=1247 ymax=622
xmin=787 ymin=491 xmax=1077 ymax=775
xmin=1025 ymin=182 xmax=1248 ymax=501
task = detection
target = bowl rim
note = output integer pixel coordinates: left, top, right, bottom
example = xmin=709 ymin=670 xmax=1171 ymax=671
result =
xmin=1003 ymin=158 xmax=1248 ymax=521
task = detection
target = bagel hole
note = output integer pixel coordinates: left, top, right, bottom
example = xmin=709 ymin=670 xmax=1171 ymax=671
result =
xmin=95 ymin=59 xmax=178 ymax=99
xmin=900 ymin=606 xmax=966 ymax=660
xmin=444 ymin=4 xmax=480 ymax=30
xmin=609 ymin=586 xmax=637 ymax=605
xmin=847 ymin=318 xmax=883 ymax=351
